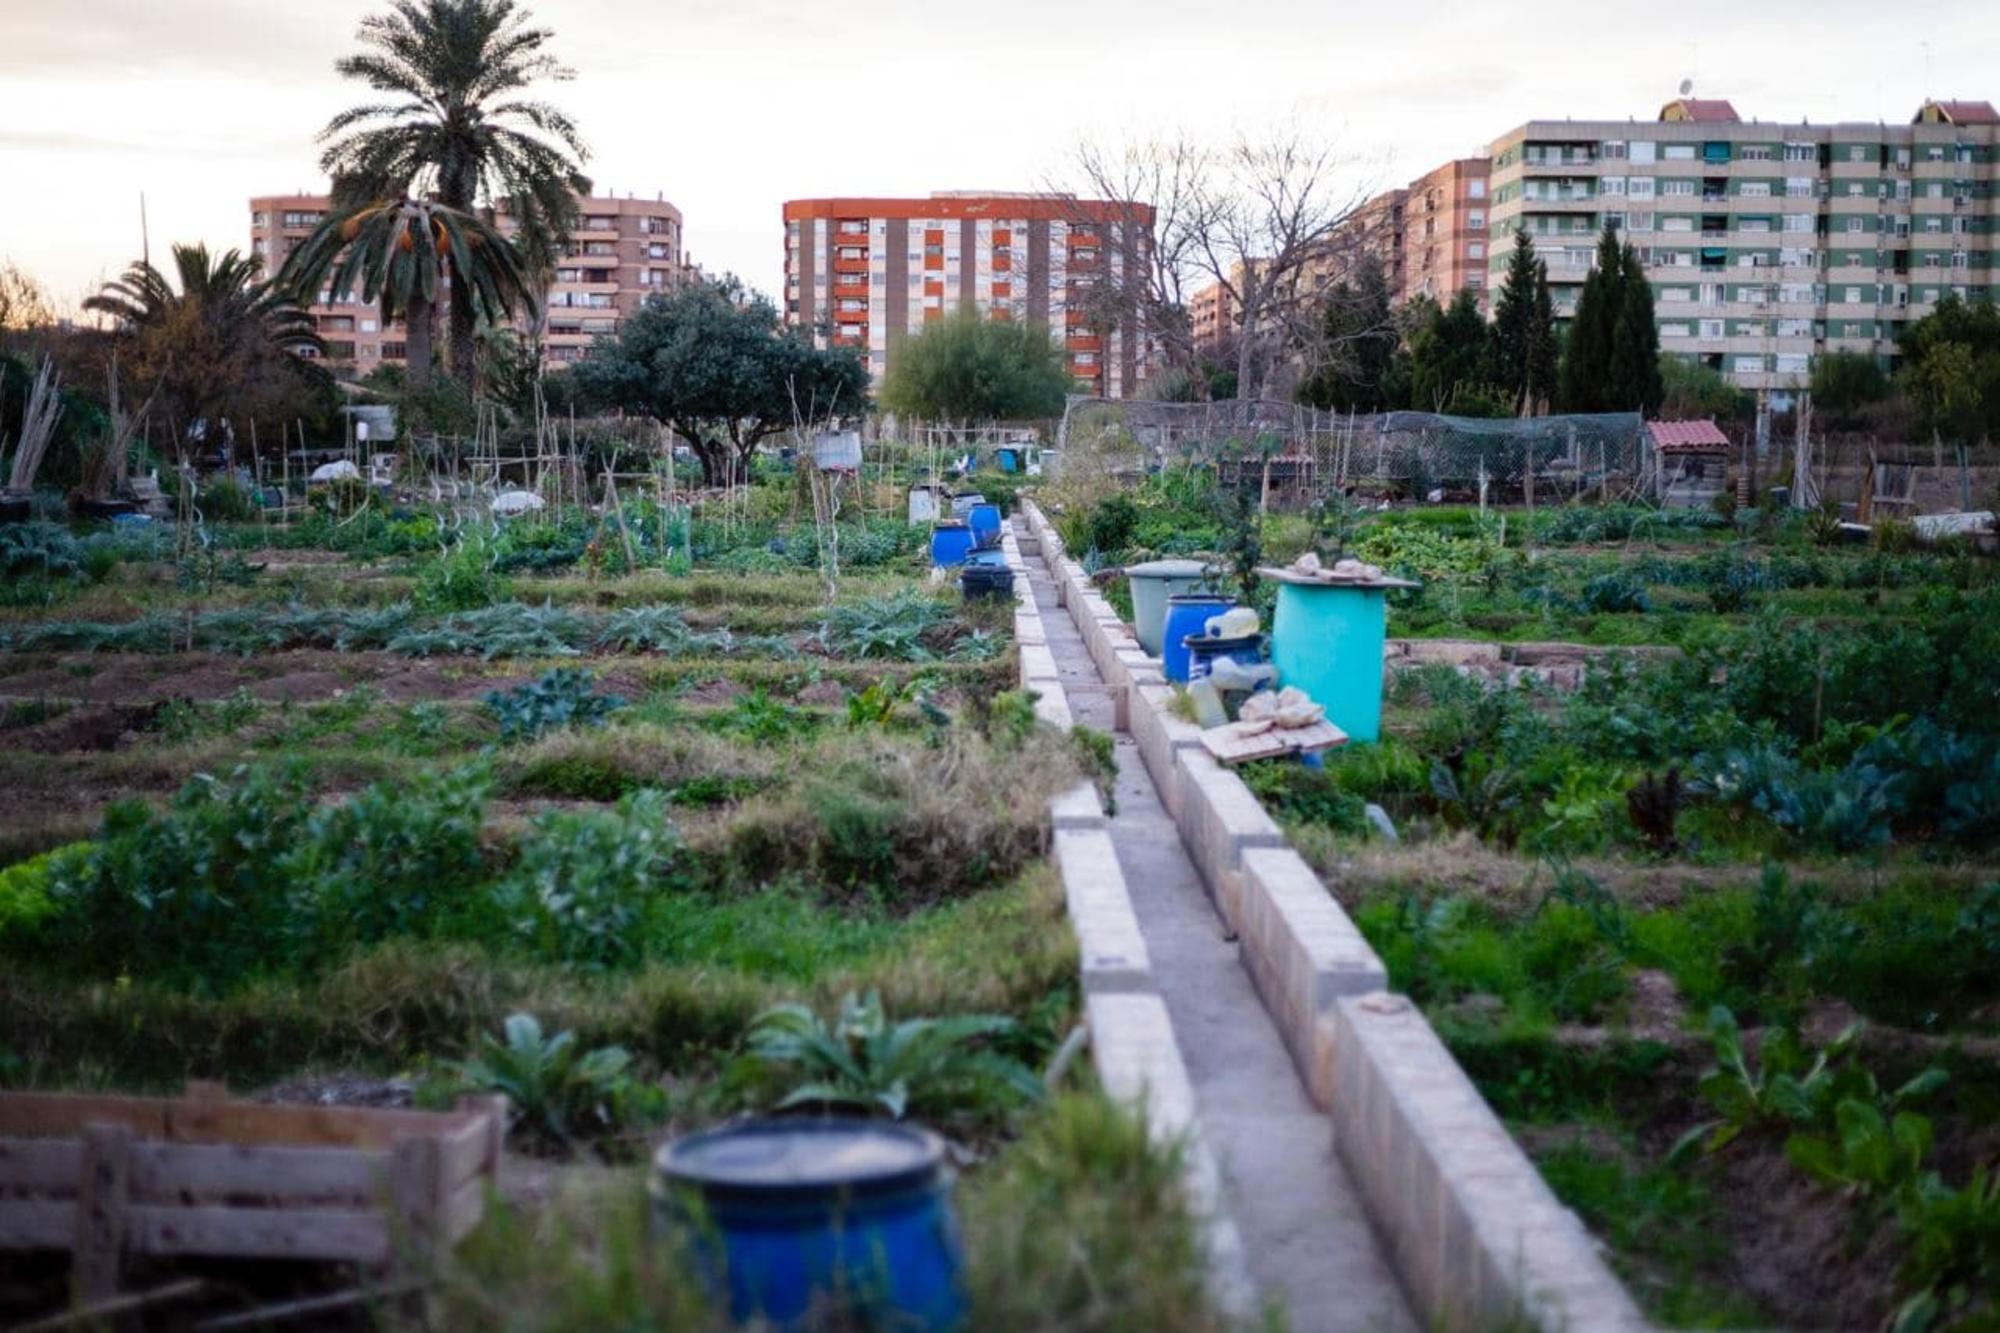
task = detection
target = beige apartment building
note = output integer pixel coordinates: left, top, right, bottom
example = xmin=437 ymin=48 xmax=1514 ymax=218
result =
xmin=1485 ymin=97 xmax=2000 ymax=394
xmin=249 ymin=191 xmax=688 ymax=374
xmin=781 ymin=192 xmax=1157 ymax=399
xmin=1186 ymin=155 xmax=1490 ymax=357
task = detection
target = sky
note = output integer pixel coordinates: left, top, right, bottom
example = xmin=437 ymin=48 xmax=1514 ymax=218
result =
xmin=2 ymin=0 xmax=1994 ymax=314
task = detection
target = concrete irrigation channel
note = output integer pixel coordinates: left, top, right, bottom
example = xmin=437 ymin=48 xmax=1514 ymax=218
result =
xmin=1004 ymin=504 xmax=1649 ymax=1333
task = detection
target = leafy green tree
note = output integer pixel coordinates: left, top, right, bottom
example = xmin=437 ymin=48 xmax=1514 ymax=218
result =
xmin=1559 ymin=228 xmax=1625 ymax=411
xmin=1409 ymin=289 xmax=1495 ymax=414
xmin=877 ymin=307 xmax=1070 ymax=427
xmin=1296 ymin=254 xmax=1400 ymax=412
xmin=85 ymin=244 xmax=328 ymax=452
xmin=1609 ymin=242 xmax=1663 ymax=414
xmin=568 ymin=277 xmax=867 ymax=487
xmin=318 ymin=0 xmax=590 ymax=392
xmin=282 ymin=197 xmax=533 ymax=400
xmin=1810 ymin=349 xmax=1893 ymax=429
xmin=1659 ymin=355 xmax=1753 ymax=421
xmin=1897 ymin=294 xmax=2000 ymax=446
xmin=1484 ymin=230 xmax=1559 ymax=414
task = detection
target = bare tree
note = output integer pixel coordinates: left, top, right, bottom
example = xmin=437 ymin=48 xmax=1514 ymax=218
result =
xmin=1066 ymin=121 xmax=1373 ymax=403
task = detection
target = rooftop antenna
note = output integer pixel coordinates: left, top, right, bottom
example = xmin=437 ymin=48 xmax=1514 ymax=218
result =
xmin=1920 ymin=41 xmax=1933 ymax=99
xmin=139 ymin=191 xmax=150 ymax=268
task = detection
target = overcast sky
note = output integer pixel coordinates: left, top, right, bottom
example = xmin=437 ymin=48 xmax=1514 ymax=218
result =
xmin=1 ymin=0 xmax=1992 ymax=312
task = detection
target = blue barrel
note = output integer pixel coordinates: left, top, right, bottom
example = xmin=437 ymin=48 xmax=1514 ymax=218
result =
xmin=966 ymin=503 xmax=1002 ymax=549
xmin=1161 ymin=593 xmax=1233 ymax=683
xmin=929 ymin=522 xmax=975 ymax=568
xmin=653 ymin=1119 xmax=965 ymax=1331
xmin=1271 ymin=576 xmax=1407 ymax=742
xmin=995 ymin=447 xmax=1020 ymax=473
xmin=964 ymin=545 xmax=1007 ymax=569
xmin=1185 ymin=632 xmax=1263 ymax=685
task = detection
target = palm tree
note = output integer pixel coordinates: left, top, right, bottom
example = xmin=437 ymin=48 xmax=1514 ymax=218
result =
xmin=84 ymin=244 xmax=324 ymax=457
xmin=318 ymin=0 xmax=589 ymax=392
xmin=86 ymin=244 xmax=322 ymax=354
xmin=280 ymin=197 xmax=533 ymax=396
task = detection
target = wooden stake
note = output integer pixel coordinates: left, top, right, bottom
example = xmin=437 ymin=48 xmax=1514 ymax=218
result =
xmin=73 ymin=1123 xmax=134 ymax=1303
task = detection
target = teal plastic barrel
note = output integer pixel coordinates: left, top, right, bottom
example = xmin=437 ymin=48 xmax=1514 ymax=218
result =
xmin=1269 ymin=575 xmax=1410 ymax=743
xmin=1124 ymin=559 xmax=1213 ymax=657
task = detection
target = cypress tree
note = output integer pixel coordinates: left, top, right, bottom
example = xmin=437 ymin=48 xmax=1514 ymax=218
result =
xmin=1608 ymin=241 xmax=1664 ymax=413
xmin=1485 ymin=229 xmax=1541 ymax=412
xmin=1559 ymin=227 xmax=1626 ymax=412
xmin=1410 ymin=288 xmax=1491 ymax=412
xmin=1527 ymin=260 xmax=1560 ymax=414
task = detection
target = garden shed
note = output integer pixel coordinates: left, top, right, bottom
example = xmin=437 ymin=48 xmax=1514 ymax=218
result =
xmin=1647 ymin=419 xmax=1731 ymax=507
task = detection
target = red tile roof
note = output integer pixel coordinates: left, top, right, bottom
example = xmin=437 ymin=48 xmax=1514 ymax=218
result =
xmin=1659 ymin=98 xmax=1742 ymax=124
xmin=1917 ymin=99 xmax=2000 ymax=126
xmin=1648 ymin=419 xmax=1732 ymax=451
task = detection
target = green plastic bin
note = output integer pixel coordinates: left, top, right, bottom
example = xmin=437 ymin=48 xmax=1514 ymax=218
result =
xmin=1267 ymin=568 xmax=1418 ymax=743
xmin=1123 ymin=559 xmax=1215 ymax=657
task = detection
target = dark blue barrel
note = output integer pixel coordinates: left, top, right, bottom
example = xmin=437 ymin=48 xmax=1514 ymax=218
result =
xmin=966 ymin=503 xmax=1002 ymax=548
xmin=1161 ymin=593 xmax=1233 ymax=683
xmin=929 ymin=522 xmax=975 ymax=567
xmin=1185 ymin=632 xmax=1264 ymax=685
xmin=964 ymin=545 xmax=1008 ymax=569
xmin=959 ymin=565 xmax=1016 ymax=601
xmin=653 ymin=1119 xmax=965 ymax=1331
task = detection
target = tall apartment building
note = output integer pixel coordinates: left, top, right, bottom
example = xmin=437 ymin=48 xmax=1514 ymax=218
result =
xmin=249 ymin=190 xmax=687 ymax=373
xmin=1401 ymin=157 xmax=1492 ymax=309
xmin=1184 ymin=155 xmax=1489 ymax=357
xmin=781 ymin=192 xmax=1157 ymax=399
xmin=1485 ymin=97 xmax=1999 ymax=394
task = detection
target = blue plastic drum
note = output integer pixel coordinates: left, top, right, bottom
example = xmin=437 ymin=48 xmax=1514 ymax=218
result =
xmin=929 ymin=522 xmax=975 ymax=568
xmin=653 ymin=1119 xmax=966 ymax=1331
xmin=966 ymin=503 xmax=1002 ymax=549
xmin=1161 ymin=593 xmax=1233 ymax=683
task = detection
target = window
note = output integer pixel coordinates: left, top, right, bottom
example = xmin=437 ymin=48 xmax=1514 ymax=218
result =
xmin=1467 ymin=210 xmax=1485 ymax=228
xmin=1740 ymin=181 xmax=1772 ymax=198
xmin=1776 ymin=353 xmax=1810 ymax=374
xmin=1734 ymin=355 xmax=1766 ymax=373
xmin=1847 ymin=145 xmax=1872 ymax=162
xmin=1661 ymin=179 xmax=1695 ymax=196
xmin=1847 ymin=181 xmax=1869 ymax=196
xmin=1663 ymin=143 xmax=1698 ymax=160
xmin=1629 ymin=141 xmax=1657 ymax=164
xmin=1662 ymin=216 xmax=1695 ymax=233
xmin=1844 ymin=286 xmax=1864 ymax=302
xmin=1467 ymin=179 xmax=1486 ymax=199
xmin=1700 ymin=318 xmax=1724 ymax=338
xmin=1627 ymin=178 xmax=1657 ymax=200
xmin=1783 ymin=142 xmax=1816 ymax=163
xmin=1740 ymin=145 xmax=1775 ymax=162
xmin=1660 ymin=322 xmax=1692 ymax=338
xmin=1627 ymin=210 xmax=1655 ymax=232
xmin=1466 ymin=241 xmax=1485 ymax=259
xmin=1780 ymin=214 xmax=1812 ymax=233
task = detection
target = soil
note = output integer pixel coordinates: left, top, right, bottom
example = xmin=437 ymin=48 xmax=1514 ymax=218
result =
xmin=0 ymin=650 xmax=523 ymax=706
xmin=7 ymin=701 xmax=170 ymax=753
xmin=794 ymin=678 xmax=848 ymax=706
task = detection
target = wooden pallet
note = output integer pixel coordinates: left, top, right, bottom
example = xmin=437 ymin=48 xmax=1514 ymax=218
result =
xmin=0 ymin=1082 xmax=504 ymax=1304
xmin=1200 ymin=718 xmax=1348 ymax=765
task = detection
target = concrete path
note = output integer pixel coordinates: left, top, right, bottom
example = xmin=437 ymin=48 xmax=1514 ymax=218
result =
xmin=1023 ymin=561 xmax=1413 ymax=1333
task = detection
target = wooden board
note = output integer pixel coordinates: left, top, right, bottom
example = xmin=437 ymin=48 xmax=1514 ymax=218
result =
xmin=0 ymin=1090 xmax=486 ymax=1150
xmin=1201 ymin=719 xmax=1348 ymax=765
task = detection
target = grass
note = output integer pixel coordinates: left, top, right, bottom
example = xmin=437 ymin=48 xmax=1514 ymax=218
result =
xmin=412 ymin=1091 xmax=1233 ymax=1333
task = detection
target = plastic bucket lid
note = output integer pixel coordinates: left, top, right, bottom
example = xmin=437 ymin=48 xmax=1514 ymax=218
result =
xmin=657 ymin=1119 xmax=945 ymax=1206
xmin=1183 ymin=633 xmax=1262 ymax=653
xmin=1125 ymin=559 xmax=1210 ymax=580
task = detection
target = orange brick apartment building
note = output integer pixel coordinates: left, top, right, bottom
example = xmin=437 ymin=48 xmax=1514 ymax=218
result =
xmin=781 ymin=192 xmax=1157 ymax=399
xmin=250 ymin=190 xmax=689 ymax=373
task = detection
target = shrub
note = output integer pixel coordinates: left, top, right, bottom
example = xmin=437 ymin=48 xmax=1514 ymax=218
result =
xmin=415 ymin=533 xmax=514 ymax=612
xmin=498 ymin=789 xmax=685 ymax=969
xmin=452 ymin=1012 xmax=663 ymax=1155
xmin=1242 ymin=760 xmax=1369 ymax=834
xmin=1577 ymin=572 xmax=1652 ymax=614
xmin=819 ymin=589 xmax=958 ymax=661
xmin=483 ymin=668 xmax=627 ymax=743
xmin=1087 ymin=494 xmax=1140 ymax=554
xmin=733 ymin=989 xmax=1043 ymax=1124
